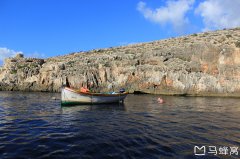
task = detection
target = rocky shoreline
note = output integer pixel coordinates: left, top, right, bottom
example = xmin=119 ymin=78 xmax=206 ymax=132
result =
xmin=1 ymin=27 xmax=240 ymax=96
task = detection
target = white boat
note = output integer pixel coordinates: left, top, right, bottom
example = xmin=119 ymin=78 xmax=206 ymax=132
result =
xmin=61 ymin=87 xmax=128 ymax=106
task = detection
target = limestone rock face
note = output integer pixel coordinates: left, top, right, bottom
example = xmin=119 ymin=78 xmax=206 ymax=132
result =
xmin=1 ymin=27 xmax=240 ymax=96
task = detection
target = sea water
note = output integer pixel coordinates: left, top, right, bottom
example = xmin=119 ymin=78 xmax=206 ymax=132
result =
xmin=0 ymin=91 xmax=239 ymax=158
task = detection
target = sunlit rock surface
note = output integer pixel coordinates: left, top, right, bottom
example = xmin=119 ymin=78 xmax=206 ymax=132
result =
xmin=1 ymin=27 xmax=240 ymax=96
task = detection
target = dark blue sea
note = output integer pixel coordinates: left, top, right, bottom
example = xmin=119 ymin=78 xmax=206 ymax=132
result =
xmin=0 ymin=91 xmax=239 ymax=159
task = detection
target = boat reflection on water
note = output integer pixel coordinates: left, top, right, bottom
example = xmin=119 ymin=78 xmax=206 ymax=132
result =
xmin=61 ymin=103 xmax=126 ymax=114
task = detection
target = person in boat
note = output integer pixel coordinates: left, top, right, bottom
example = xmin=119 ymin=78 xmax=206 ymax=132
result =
xmin=80 ymin=87 xmax=90 ymax=93
xmin=80 ymin=82 xmax=97 ymax=93
xmin=157 ymin=97 xmax=164 ymax=104
xmin=88 ymin=81 xmax=97 ymax=93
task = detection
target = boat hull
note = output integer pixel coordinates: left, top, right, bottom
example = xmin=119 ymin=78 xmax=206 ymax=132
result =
xmin=61 ymin=87 xmax=128 ymax=106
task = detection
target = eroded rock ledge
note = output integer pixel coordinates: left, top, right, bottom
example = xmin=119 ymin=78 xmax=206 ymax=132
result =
xmin=1 ymin=28 xmax=240 ymax=96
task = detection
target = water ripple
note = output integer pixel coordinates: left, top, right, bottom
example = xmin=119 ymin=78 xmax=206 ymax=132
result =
xmin=0 ymin=92 xmax=240 ymax=158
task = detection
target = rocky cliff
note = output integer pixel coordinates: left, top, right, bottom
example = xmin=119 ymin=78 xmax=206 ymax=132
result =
xmin=1 ymin=28 xmax=240 ymax=96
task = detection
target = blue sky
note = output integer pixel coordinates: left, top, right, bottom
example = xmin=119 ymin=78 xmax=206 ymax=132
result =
xmin=0 ymin=0 xmax=240 ymax=64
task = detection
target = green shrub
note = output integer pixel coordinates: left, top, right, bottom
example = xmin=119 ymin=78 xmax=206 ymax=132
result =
xmin=17 ymin=64 xmax=28 ymax=69
xmin=226 ymin=34 xmax=232 ymax=38
xmin=67 ymin=61 xmax=74 ymax=65
xmin=104 ymin=62 xmax=111 ymax=67
xmin=30 ymin=63 xmax=38 ymax=68
xmin=10 ymin=70 xmax=17 ymax=74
